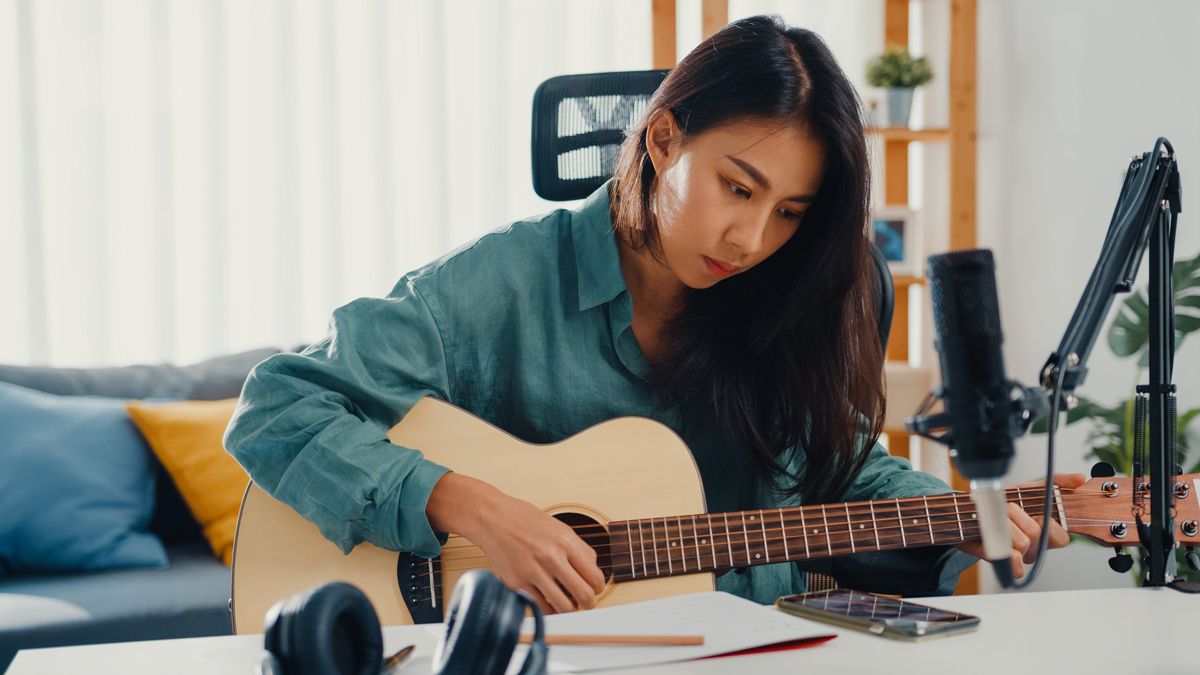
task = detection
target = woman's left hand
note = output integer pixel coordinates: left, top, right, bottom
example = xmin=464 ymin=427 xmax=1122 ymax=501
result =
xmin=954 ymin=473 xmax=1087 ymax=579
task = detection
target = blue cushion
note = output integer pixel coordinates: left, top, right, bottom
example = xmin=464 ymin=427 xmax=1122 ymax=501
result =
xmin=0 ymin=383 xmax=168 ymax=577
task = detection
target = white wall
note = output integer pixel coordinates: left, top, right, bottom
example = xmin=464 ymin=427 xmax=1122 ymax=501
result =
xmin=975 ymin=0 xmax=1200 ymax=592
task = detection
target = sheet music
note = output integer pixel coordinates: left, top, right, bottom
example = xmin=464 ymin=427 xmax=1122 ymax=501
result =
xmin=414 ymin=591 xmax=835 ymax=674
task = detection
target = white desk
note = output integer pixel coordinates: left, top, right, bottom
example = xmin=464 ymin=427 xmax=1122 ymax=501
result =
xmin=8 ymin=588 xmax=1196 ymax=674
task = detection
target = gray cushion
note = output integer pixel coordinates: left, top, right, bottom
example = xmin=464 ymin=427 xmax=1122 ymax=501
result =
xmin=0 ymin=347 xmax=283 ymax=401
xmin=0 ymin=543 xmax=232 ymax=670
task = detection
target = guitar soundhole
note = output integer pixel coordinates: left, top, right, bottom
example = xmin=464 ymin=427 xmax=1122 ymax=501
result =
xmin=553 ymin=512 xmax=613 ymax=582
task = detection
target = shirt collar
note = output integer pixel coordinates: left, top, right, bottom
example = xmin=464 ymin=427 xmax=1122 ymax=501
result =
xmin=571 ymin=179 xmax=629 ymax=312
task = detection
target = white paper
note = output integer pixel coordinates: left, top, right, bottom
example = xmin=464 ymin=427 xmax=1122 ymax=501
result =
xmin=500 ymin=591 xmax=836 ymax=673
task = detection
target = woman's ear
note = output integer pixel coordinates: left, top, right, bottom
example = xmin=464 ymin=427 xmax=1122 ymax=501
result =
xmin=644 ymin=108 xmax=682 ymax=174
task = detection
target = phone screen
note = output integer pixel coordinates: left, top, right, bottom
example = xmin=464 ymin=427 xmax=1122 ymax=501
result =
xmin=776 ymin=589 xmax=979 ymax=641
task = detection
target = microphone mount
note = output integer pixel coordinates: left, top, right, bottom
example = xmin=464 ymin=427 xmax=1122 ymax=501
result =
xmin=908 ymin=138 xmax=1186 ymax=589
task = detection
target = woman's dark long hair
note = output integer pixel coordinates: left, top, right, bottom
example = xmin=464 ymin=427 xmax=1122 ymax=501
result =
xmin=610 ymin=15 xmax=884 ymax=503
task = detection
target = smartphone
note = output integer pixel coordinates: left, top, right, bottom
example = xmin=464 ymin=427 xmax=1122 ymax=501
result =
xmin=775 ymin=588 xmax=980 ymax=642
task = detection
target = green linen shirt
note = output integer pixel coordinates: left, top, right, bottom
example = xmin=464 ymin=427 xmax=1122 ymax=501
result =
xmin=224 ymin=180 xmax=974 ymax=605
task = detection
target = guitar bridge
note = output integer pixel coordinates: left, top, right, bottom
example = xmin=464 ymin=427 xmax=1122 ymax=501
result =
xmin=396 ymin=552 xmax=442 ymax=623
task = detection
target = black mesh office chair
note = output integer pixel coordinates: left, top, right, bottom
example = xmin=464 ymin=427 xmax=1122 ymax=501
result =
xmin=530 ymin=71 xmax=895 ymax=356
xmin=530 ymin=71 xmax=898 ymax=593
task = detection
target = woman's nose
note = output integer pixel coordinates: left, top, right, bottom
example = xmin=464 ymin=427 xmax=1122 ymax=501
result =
xmin=724 ymin=214 xmax=769 ymax=257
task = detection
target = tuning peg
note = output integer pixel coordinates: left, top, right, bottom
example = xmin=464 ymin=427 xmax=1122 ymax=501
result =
xmin=1176 ymin=463 xmax=1184 ymax=476
xmin=1108 ymin=547 xmax=1134 ymax=574
xmin=1091 ymin=462 xmax=1117 ymax=478
xmin=1186 ymin=548 xmax=1200 ymax=573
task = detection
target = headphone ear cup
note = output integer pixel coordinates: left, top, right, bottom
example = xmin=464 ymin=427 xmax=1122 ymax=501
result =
xmin=262 ymin=582 xmax=383 ymax=675
xmin=514 ymin=591 xmax=547 ymax=675
xmin=434 ymin=569 xmax=526 ymax=675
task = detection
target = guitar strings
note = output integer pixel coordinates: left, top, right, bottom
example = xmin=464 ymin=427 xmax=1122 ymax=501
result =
xmin=434 ymin=488 xmax=1147 ymax=554
xmin=414 ymin=513 xmax=1147 ymax=579
xmin=432 ymin=513 xmax=1139 ymax=560
xmin=426 ymin=488 xmax=1160 ymax=561
xmin=402 ymin=488 xmax=1181 ymax=579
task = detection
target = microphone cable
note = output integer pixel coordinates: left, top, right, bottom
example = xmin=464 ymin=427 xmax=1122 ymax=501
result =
xmin=997 ymin=351 xmax=1067 ymax=589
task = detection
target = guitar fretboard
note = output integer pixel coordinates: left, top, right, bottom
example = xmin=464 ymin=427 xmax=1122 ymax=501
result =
xmin=606 ymin=487 xmax=1061 ymax=582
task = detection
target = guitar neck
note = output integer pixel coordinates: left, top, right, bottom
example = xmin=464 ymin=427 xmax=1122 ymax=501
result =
xmin=606 ymin=486 xmax=1064 ymax=582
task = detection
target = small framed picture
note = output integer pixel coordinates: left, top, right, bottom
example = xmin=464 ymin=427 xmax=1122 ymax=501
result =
xmin=870 ymin=206 xmax=921 ymax=276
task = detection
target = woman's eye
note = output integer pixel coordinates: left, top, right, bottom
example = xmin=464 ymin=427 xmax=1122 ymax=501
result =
xmin=726 ymin=181 xmax=750 ymax=198
xmin=779 ymin=208 xmax=804 ymax=221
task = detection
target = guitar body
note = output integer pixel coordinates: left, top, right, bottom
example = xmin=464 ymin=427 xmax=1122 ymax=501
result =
xmin=231 ymin=397 xmax=713 ymax=634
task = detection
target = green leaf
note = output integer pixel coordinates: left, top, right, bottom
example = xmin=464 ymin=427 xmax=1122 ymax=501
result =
xmin=1180 ymin=407 xmax=1200 ymax=432
xmin=865 ymin=45 xmax=934 ymax=88
xmin=1109 ymin=293 xmax=1149 ymax=357
xmin=1106 ymin=251 xmax=1200 ymax=363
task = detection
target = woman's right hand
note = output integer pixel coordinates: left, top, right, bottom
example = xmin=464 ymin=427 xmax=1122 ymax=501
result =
xmin=426 ymin=472 xmax=606 ymax=614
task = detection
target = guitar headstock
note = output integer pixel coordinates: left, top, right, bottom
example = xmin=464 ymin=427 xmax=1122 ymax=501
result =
xmin=1062 ymin=473 xmax=1200 ymax=547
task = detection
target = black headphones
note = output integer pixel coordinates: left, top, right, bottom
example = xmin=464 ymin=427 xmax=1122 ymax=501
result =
xmin=261 ymin=569 xmax=547 ymax=675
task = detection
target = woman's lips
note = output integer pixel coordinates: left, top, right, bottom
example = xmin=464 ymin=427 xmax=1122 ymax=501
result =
xmin=703 ymin=255 xmax=737 ymax=279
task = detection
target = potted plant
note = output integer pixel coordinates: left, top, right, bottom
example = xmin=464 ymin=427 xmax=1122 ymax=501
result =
xmin=865 ymin=45 xmax=933 ymax=128
xmin=1031 ymin=250 xmax=1200 ymax=584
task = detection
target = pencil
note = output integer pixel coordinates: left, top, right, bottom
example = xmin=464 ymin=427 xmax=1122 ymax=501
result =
xmin=517 ymin=634 xmax=705 ymax=646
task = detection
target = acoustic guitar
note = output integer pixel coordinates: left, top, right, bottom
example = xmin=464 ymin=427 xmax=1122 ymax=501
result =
xmin=231 ymin=397 xmax=1200 ymax=633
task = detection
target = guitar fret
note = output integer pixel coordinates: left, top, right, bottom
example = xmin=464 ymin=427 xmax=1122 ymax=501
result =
xmin=953 ymin=493 xmax=964 ymax=541
xmin=845 ymin=503 xmax=856 ymax=553
xmin=895 ymin=499 xmax=907 ymax=547
xmin=637 ymin=519 xmax=648 ymax=578
xmin=820 ymin=504 xmax=833 ymax=555
xmin=778 ymin=508 xmax=790 ymax=559
xmin=899 ymin=499 xmax=929 ymax=546
xmin=742 ymin=513 xmax=752 ymax=564
xmin=625 ymin=524 xmax=636 ymax=579
xmin=662 ymin=518 xmax=673 ymax=575
xmin=723 ymin=513 xmax=735 ymax=568
xmin=650 ymin=519 xmax=660 ymax=576
xmin=869 ymin=501 xmax=881 ymax=549
xmin=923 ymin=496 xmax=935 ymax=541
xmin=799 ymin=507 xmax=810 ymax=557
xmin=691 ymin=515 xmax=702 ymax=571
xmin=706 ymin=514 xmax=718 ymax=569
xmin=677 ymin=516 xmax=687 ymax=572
xmin=759 ymin=510 xmax=770 ymax=562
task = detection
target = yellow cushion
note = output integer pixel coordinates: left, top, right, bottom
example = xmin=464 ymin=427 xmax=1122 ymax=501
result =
xmin=126 ymin=398 xmax=246 ymax=565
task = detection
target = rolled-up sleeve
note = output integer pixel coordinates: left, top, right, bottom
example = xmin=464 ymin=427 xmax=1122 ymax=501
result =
xmin=223 ymin=276 xmax=452 ymax=558
xmin=828 ymin=441 xmax=978 ymax=596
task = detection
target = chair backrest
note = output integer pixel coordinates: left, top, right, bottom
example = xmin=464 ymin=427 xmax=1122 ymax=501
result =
xmin=530 ymin=70 xmax=895 ymax=355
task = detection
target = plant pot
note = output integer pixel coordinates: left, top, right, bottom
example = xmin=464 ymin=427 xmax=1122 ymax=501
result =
xmin=886 ymin=87 xmax=914 ymax=128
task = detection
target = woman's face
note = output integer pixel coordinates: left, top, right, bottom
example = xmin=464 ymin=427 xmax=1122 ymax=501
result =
xmin=645 ymin=112 xmax=825 ymax=289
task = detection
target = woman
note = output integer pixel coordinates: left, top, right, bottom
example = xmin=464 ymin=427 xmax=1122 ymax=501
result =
xmin=225 ymin=15 xmax=1077 ymax=613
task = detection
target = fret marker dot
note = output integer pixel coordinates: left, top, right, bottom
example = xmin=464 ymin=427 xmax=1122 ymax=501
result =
xmin=813 ymin=529 xmax=819 ymax=534
xmin=755 ymin=553 xmax=761 ymax=559
xmin=671 ymin=542 xmax=677 ymax=546
xmin=750 ymin=515 xmax=756 ymax=521
xmin=859 ymin=524 xmax=865 ymax=529
xmin=972 ymin=514 xmax=978 ymax=519
xmin=913 ymin=519 xmax=919 ymax=524
xmin=701 ymin=539 xmax=707 ymax=544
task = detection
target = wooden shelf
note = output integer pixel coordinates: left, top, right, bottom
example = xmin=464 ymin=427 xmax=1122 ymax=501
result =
xmin=867 ymin=127 xmax=950 ymax=142
xmin=891 ymin=274 xmax=926 ymax=287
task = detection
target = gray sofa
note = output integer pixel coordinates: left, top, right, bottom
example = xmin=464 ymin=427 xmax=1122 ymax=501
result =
xmin=0 ymin=347 xmax=287 ymax=670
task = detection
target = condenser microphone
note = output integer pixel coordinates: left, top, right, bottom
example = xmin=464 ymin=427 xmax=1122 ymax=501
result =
xmin=922 ymin=249 xmax=1028 ymax=587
